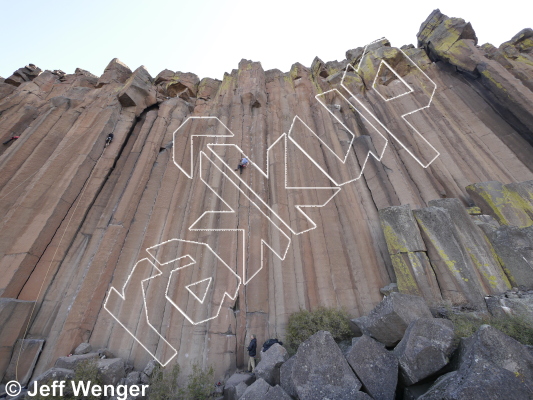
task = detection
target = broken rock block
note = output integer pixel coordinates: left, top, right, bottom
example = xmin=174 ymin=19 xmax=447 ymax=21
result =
xmin=413 ymin=206 xmax=487 ymax=309
xmin=117 ymin=66 xmax=157 ymax=116
xmin=466 ymin=181 xmax=533 ymax=228
xmin=96 ymin=358 xmax=125 ymax=386
xmin=484 ymin=225 xmax=533 ymax=287
xmin=394 ymin=318 xmax=456 ymax=386
xmin=279 ymin=356 xmax=297 ymax=398
xmin=55 ymin=352 xmax=99 ymax=370
xmin=5 ymin=64 xmax=42 ymax=86
xmin=240 ymin=378 xmax=292 ymax=400
xmin=96 ymin=58 xmax=132 ymax=87
xmin=0 ymin=298 xmax=35 ymax=380
xmin=73 ymin=342 xmax=92 ymax=355
xmin=254 ymin=343 xmax=288 ymax=385
xmin=457 ymin=325 xmax=533 ymax=391
xmin=420 ymin=325 xmax=533 ymax=399
xmin=29 ymin=368 xmax=75 ymax=392
xmin=379 ymin=205 xmax=442 ymax=302
xmin=485 ymin=292 xmax=533 ymax=325
xmin=224 ymin=372 xmax=255 ymax=400
xmin=428 ymin=198 xmax=511 ymax=294
xmin=346 ymin=335 xmax=398 ymax=400
xmin=3 ymin=339 xmax=45 ymax=386
xmin=291 ymin=331 xmax=362 ymax=400
xmin=353 ymin=292 xmax=433 ymax=346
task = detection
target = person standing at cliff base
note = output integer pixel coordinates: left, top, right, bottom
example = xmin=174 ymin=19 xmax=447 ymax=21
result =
xmin=247 ymin=334 xmax=257 ymax=373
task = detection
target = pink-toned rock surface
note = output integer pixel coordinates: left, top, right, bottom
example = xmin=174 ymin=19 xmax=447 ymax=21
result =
xmin=0 ymin=9 xmax=532 ymax=382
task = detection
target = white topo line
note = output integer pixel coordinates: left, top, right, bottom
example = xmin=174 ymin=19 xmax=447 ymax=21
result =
xmin=105 ymin=38 xmax=441 ymax=364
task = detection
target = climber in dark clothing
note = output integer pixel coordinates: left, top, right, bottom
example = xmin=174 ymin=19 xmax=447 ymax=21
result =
xmin=105 ymin=133 xmax=114 ymax=148
xmin=3 ymin=135 xmax=20 ymax=145
xmin=247 ymin=334 xmax=257 ymax=372
xmin=235 ymin=157 xmax=249 ymax=174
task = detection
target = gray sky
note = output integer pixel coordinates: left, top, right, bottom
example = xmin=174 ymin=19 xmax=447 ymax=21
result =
xmin=1 ymin=0 xmax=532 ymax=81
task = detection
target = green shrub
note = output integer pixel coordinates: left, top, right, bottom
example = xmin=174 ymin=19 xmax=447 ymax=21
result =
xmin=73 ymin=358 xmax=102 ymax=400
xmin=448 ymin=312 xmax=533 ymax=345
xmin=29 ymin=358 xmax=102 ymax=400
xmin=183 ymin=363 xmax=214 ymax=400
xmin=148 ymin=363 xmax=214 ymax=400
xmin=148 ymin=364 xmax=182 ymax=400
xmin=285 ymin=307 xmax=353 ymax=354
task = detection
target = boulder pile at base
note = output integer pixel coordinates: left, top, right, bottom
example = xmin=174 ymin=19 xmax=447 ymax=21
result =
xmin=223 ymin=293 xmax=533 ymax=400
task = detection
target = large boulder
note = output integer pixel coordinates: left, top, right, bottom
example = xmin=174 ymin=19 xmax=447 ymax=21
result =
xmin=458 ymin=325 xmax=533 ymax=391
xmin=346 ymin=335 xmax=398 ymax=400
xmin=416 ymin=9 xmax=479 ymax=72
xmin=484 ymin=225 xmax=533 ymax=287
xmin=420 ymin=325 xmax=533 ymax=399
xmin=235 ymin=381 xmax=248 ymax=399
xmin=55 ymin=352 xmax=99 ymax=370
xmin=419 ymin=362 xmax=532 ymax=399
xmin=291 ymin=331 xmax=362 ymax=400
xmin=96 ymin=58 xmax=132 ymax=87
xmin=466 ymin=181 xmax=533 ymax=228
xmin=5 ymin=64 xmax=42 ymax=86
xmin=378 ymin=205 xmax=442 ymax=302
xmin=353 ymin=293 xmax=433 ymax=346
xmin=254 ymin=343 xmax=288 ymax=385
xmin=485 ymin=290 xmax=533 ymax=325
xmin=428 ymin=198 xmax=511 ymax=294
xmin=224 ymin=372 xmax=255 ymax=400
xmin=74 ymin=342 xmax=92 ymax=355
xmin=117 ymin=66 xmax=157 ymax=116
xmin=240 ymin=378 xmax=292 ymax=400
xmin=279 ymin=356 xmax=297 ymax=398
xmin=96 ymin=358 xmax=125 ymax=386
xmin=413 ymin=206 xmax=488 ymax=309
xmin=29 ymin=368 xmax=75 ymax=392
xmin=394 ymin=318 xmax=456 ymax=385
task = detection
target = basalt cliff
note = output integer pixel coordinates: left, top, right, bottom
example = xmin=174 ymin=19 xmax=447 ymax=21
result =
xmin=1 ymin=9 xmax=533 ymax=385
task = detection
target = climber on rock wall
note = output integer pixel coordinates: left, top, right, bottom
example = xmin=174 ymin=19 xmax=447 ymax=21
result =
xmin=2 ymin=135 xmax=20 ymax=145
xmin=105 ymin=133 xmax=114 ymax=148
xmin=235 ymin=157 xmax=249 ymax=174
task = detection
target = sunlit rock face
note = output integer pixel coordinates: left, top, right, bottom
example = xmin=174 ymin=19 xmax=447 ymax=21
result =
xmin=0 ymin=8 xmax=532 ymax=382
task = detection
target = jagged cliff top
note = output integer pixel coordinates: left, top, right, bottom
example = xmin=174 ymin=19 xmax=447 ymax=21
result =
xmin=0 ymin=8 xmax=532 ymax=385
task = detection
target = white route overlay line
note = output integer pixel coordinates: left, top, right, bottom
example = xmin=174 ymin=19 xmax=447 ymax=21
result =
xmin=372 ymin=59 xmax=414 ymax=102
xmin=162 ymin=239 xmax=240 ymax=325
xmin=341 ymin=39 xmax=440 ymax=169
xmin=200 ymin=149 xmax=292 ymax=285
xmin=185 ymin=277 xmax=212 ymax=304
xmin=104 ymin=39 xmax=442 ymax=363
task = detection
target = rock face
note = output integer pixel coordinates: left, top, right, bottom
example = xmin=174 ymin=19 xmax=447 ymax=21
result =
xmin=291 ymin=331 xmax=362 ymax=400
xmin=354 ymin=293 xmax=433 ymax=346
xmin=254 ymin=343 xmax=288 ymax=385
xmin=420 ymin=325 xmax=533 ymax=399
xmin=0 ymin=299 xmax=35 ymax=380
xmin=224 ymin=372 xmax=255 ymax=400
xmin=346 ymin=335 xmax=398 ymax=400
xmin=1 ymin=8 xmax=533 ymax=384
xmin=394 ymin=318 xmax=456 ymax=385
xmin=279 ymin=357 xmax=297 ymax=398
xmin=3 ymin=339 xmax=45 ymax=386
xmin=240 ymin=378 xmax=292 ymax=400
